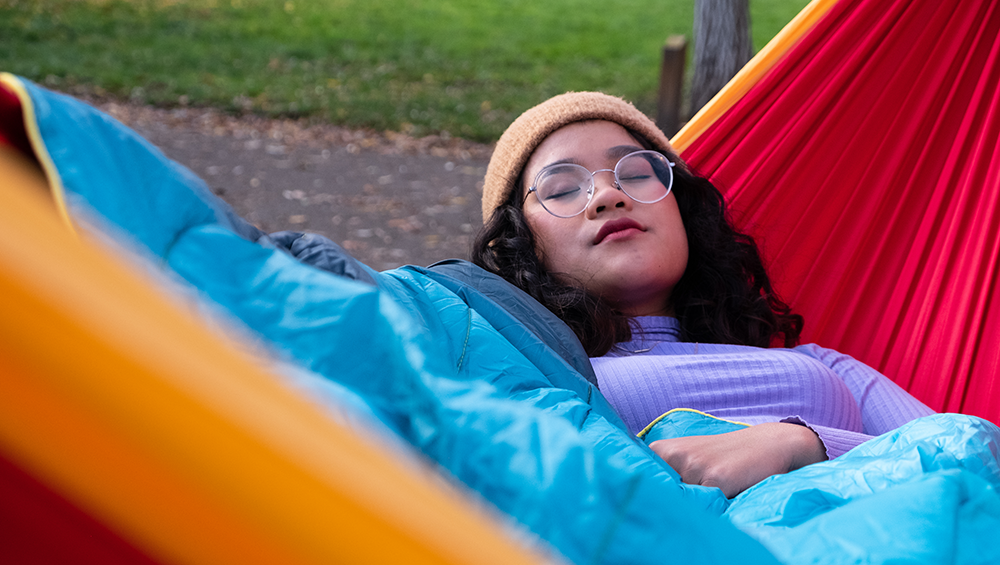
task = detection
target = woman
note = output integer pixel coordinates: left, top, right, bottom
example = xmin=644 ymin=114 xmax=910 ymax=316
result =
xmin=472 ymin=91 xmax=934 ymax=497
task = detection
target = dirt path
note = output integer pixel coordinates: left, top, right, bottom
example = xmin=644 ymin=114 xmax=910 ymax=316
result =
xmin=97 ymin=101 xmax=494 ymax=271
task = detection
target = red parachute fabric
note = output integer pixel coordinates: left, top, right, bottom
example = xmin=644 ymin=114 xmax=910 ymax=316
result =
xmin=681 ymin=0 xmax=1000 ymax=422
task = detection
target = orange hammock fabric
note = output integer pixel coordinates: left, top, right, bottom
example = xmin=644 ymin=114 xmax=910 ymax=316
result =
xmin=679 ymin=0 xmax=1000 ymax=422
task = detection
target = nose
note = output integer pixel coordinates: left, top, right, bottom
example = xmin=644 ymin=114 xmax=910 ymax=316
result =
xmin=586 ymin=169 xmax=632 ymax=219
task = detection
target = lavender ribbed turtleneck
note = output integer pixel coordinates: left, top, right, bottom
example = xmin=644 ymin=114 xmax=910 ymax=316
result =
xmin=590 ymin=317 xmax=934 ymax=458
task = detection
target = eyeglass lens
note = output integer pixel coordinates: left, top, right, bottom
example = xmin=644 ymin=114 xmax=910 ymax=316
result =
xmin=532 ymin=151 xmax=672 ymax=217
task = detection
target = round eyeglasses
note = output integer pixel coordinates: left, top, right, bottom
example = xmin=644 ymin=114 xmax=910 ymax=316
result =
xmin=524 ymin=150 xmax=675 ymax=218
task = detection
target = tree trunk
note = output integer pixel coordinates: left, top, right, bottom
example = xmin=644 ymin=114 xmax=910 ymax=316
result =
xmin=690 ymin=0 xmax=753 ymax=114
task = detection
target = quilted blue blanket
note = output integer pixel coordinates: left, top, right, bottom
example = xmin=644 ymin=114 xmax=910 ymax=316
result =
xmin=14 ymin=77 xmax=1000 ymax=565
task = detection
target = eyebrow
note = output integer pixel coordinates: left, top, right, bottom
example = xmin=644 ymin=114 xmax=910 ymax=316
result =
xmin=543 ymin=157 xmax=581 ymax=168
xmin=540 ymin=145 xmax=646 ymax=170
xmin=606 ymin=145 xmax=645 ymax=161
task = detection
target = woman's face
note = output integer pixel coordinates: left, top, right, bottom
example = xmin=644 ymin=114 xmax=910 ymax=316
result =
xmin=522 ymin=120 xmax=689 ymax=316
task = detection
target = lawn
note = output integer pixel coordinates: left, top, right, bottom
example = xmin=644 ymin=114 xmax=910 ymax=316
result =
xmin=0 ymin=0 xmax=810 ymax=141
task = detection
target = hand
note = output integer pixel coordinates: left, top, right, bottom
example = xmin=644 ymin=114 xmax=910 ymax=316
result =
xmin=649 ymin=422 xmax=827 ymax=498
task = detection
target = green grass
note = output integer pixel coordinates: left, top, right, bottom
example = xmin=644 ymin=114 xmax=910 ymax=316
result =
xmin=0 ymin=0 xmax=809 ymax=141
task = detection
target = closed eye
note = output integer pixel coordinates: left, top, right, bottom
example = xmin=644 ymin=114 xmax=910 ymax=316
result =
xmin=619 ymin=174 xmax=653 ymax=182
xmin=543 ymin=185 xmax=583 ymax=200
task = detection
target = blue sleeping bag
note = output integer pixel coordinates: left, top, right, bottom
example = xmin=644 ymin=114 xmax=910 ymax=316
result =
xmin=15 ymin=76 xmax=1000 ymax=565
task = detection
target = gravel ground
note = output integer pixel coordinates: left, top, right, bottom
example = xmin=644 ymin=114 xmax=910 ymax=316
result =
xmin=96 ymin=101 xmax=494 ymax=271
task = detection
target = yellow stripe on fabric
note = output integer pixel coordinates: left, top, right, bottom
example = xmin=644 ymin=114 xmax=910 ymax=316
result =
xmin=0 ymin=169 xmax=546 ymax=565
xmin=636 ymin=408 xmax=750 ymax=440
xmin=671 ymin=0 xmax=842 ymax=153
xmin=0 ymin=73 xmax=76 ymax=236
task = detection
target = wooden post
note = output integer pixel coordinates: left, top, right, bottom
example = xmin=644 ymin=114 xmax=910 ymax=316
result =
xmin=656 ymin=35 xmax=688 ymax=137
xmin=691 ymin=0 xmax=753 ymax=114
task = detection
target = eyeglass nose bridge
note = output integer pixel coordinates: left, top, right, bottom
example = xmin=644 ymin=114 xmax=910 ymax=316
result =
xmin=589 ymin=168 xmax=619 ymax=187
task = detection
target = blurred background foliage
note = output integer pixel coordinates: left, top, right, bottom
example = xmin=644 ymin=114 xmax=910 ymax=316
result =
xmin=0 ymin=0 xmax=808 ymax=141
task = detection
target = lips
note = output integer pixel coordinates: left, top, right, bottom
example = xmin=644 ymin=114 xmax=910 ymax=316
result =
xmin=594 ymin=218 xmax=644 ymax=244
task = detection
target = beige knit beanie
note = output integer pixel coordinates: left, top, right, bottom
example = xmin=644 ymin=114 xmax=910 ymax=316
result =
xmin=481 ymin=91 xmax=676 ymax=220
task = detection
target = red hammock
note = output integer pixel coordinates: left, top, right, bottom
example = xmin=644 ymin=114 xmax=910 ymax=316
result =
xmin=680 ymin=0 xmax=1000 ymax=422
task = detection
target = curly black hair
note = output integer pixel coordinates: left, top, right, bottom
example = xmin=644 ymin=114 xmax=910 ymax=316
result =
xmin=472 ymin=153 xmax=803 ymax=357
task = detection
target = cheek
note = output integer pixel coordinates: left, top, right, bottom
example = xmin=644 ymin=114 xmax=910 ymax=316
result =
xmin=525 ymin=212 xmax=580 ymax=275
xmin=672 ymin=214 xmax=689 ymax=261
xmin=524 ymin=209 xmax=555 ymax=264
xmin=651 ymin=199 xmax=689 ymax=276
xmin=663 ymin=198 xmax=688 ymax=243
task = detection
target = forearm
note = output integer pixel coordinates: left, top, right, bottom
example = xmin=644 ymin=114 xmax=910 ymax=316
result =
xmin=650 ymin=422 xmax=826 ymax=498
